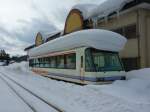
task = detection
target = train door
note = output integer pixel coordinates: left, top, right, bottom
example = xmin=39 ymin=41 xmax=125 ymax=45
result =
xmin=80 ymin=56 xmax=84 ymax=81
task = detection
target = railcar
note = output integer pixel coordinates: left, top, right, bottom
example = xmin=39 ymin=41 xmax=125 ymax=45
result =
xmin=28 ymin=29 xmax=127 ymax=84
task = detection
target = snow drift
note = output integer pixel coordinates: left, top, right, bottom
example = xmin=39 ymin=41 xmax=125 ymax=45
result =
xmin=126 ymin=68 xmax=150 ymax=80
xmin=6 ymin=62 xmax=33 ymax=74
xmin=29 ymin=29 xmax=127 ymax=57
xmin=87 ymin=68 xmax=150 ymax=105
xmin=1 ymin=62 xmax=150 ymax=112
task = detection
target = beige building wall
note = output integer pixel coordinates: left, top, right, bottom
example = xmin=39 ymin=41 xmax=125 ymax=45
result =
xmin=97 ymin=10 xmax=137 ymax=30
xmin=145 ymin=9 xmax=150 ymax=67
xmin=138 ymin=9 xmax=150 ymax=68
xmin=96 ymin=8 xmax=150 ymax=69
xmin=120 ymin=39 xmax=139 ymax=58
xmin=146 ymin=16 xmax=150 ymax=66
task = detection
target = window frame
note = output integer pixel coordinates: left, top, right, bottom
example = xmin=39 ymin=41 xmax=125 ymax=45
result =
xmin=29 ymin=53 xmax=76 ymax=70
xmin=85 ymin=48 xmax=124 ymax=72
xmin=112 ymin=24 xmax=137 ymax=39
xmin=65 ymin=53 xmax=76 ymax=69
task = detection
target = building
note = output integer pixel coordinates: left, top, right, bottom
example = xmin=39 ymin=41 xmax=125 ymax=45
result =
xmin=24 ymin=30 xmax=62 ymax=56
xmin=64 ymin=0 xmax=150 ymax=71
xmin=95 ymin=0 xmax=150 ymax=71
xmin=25 ymin=0 xmax=150 ymax=71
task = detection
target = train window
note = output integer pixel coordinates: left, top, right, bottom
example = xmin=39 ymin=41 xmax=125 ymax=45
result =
xmin=65 ymin=53 xmax=76 ymax=69
xmin=31 ymin=53 xmax=76 ymax=69
xmin=85 ymin=48 xmax=123 ymax=72
xmin=57 ymin=55 xmax=65 ymax=69
xmin=35 ymin=58 xmax=39 ymax=67
xmin=85 ymin=49 xmax=96 ymax=72
xmin=38 ymin=58 xmax=42 ymax=67
xmin=45 ymin=57 xmax=50 ymax=68
xmin=38 ymin=58 xmax=43 ymax=68
xmin=51 ymin=56 xmax=56 ymax=68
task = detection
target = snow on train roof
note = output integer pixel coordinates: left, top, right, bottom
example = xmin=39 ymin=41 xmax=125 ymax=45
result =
xmin=73 ymin=0 xmax=133 ymax=20
xmin=29 ymin=29 xmax=127 ymax=57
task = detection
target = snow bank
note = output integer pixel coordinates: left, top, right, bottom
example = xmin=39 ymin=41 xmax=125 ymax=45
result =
xmin=73 ymin=0 xmax=133 ymax=20
xmin=87 ymin=68 xmax=150 ymax=104
xmin=7 ymin=62 xmax=32 ymax=74
xmin=1 ymin=62 xmax=150 ymax=112
xmin=0 ymin=77 xmax=33 ymax=112
xmin=29 ymin=29 xmax=127 ymax=57
xmin=126 ymin=68 xmax=150 ymax=80
xmin=0 ymin=62 xmax=5 ymax=66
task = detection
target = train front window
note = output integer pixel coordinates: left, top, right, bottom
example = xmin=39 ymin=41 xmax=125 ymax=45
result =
xmin=85 ymin=48 xmax=123 ymax=72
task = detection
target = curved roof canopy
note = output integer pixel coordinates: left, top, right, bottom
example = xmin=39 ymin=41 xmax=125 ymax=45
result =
xmin=35 ymin=30 xmax=61 ymax=46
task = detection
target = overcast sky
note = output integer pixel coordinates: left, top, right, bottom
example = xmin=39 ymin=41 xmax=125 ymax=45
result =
xmin=0 ymin=0 xmax=105 ymax=56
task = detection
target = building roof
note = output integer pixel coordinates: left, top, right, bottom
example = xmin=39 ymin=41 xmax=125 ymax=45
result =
xmin=39 ymin=30 xmax=62 ymax=42
xmin=73 ymin=0 xmax=134 ymax=20
xmin=24 ymin=30 xmax=62 ymax=51
xmin=122 ymin=0 xmax=150 ymax=11
xmin=73 ymin=0 xmax=150 ymax=21
xmin=24 ymin=44 xmax=35 ymax=51
xmin=28 ymin=29 xmax=127 ymax=58
xmin=97 ymin=0 xmax=150 ymax=22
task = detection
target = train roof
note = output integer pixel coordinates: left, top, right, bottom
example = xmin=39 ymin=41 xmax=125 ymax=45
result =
xmin=28 ymin=29 xmax=127 ymax=57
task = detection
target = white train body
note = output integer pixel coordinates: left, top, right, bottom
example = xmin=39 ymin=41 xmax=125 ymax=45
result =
xmin=29 ymin=29 xmax=127 ymax=84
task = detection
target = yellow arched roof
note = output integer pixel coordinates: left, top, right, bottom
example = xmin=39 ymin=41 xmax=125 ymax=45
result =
xmin=64 ymin=9 xmax=84 ymax=35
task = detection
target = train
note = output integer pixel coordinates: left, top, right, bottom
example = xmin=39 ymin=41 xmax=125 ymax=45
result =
xmin=28 ymin=29 xmax=127 ymax=84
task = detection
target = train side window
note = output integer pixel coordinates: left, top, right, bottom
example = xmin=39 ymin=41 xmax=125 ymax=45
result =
xmin=65 ymin=53 xmax=76 ymax=69
xmin=56 ymin=55 xmax=65 ymax=69
xmin=35 ymin=58 xmax=39 ymax=67
xmin=45 ymin=57 xmax=50 ymax=68
xmin=48 ymin=57 xmax=51 ymax=68
xmin=51 ymin=56 xmax=56 ymax=68
xmin=40 ymin=58 xmax=44 ymax=68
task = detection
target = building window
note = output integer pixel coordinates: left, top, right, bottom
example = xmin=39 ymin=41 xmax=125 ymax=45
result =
xmin=112 ymin=24 xmax=137 ymax=39
xmin=121 ymin=57 xmax=140 ymax=71
xmin=113 ymin=28 xmax=124 ymax=35
xmin=124 ymin=24 xmax=136 ymax=39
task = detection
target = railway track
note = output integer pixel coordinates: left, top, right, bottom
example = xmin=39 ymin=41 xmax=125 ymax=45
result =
xmin=0 ymin=72 xmax=65 ymax=112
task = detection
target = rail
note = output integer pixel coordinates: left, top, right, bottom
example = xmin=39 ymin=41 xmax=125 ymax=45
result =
xmin=0 ymin=72 xmax=65 ymax=112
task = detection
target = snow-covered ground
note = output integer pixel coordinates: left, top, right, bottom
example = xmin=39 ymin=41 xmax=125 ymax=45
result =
xmin=0 ymin=62 xmax=150 ymax=112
